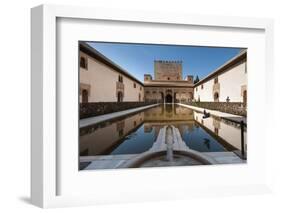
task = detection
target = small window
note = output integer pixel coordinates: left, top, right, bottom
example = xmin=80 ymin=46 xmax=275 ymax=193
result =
xmin=167 ymin=77 xmax=170 ymax=80
xmin=214 ymin=77 xmax=218 ymax=84
xmin=134 ymin=83 xmax=136 ymax=88
xmin=140 ymin=87 xmax=142 ymax=91
xmin=80 ymin=56 xmax=87 ymax=69
xmin=201 ymin=84 xmax=204 ymax=89
xmin=118 ymin=75 xmax=123 ymax=83
xmin=196 ymin=87 xmax=198 ymax=91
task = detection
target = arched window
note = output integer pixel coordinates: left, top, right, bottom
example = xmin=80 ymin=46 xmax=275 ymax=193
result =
xmin=214 ymin=92 xmax=219 ymax=102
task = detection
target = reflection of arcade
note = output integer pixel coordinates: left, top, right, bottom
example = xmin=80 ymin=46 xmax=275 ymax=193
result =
xmin=143 ymin=104 xmax=196 ymax=142
xmin=144 ymin=104 xmax=194 ymax=122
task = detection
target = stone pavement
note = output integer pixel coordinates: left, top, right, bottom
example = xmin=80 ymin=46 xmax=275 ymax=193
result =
xmin=81 ymin=151 xmax=245 ymax=170
xmin=203 ymin=152 xmax=246 ymax=164
xmin=81 ymin=154 xmax=137 ymax=170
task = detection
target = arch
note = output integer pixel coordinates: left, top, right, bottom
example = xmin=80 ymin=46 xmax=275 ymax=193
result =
xmin=82 ymin=89 xmax=88 ymax=103
xmin=214 ymin=92 xmax=219 ymax=102
xmin=165 ymin=94 xmax=173 ymax=103
xmin=117 ymin=91 xmax=123 ymax=102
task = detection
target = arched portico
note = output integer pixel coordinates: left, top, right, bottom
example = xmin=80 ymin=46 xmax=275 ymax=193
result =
xmin=144 ymin=87 xmax=193 ymax=103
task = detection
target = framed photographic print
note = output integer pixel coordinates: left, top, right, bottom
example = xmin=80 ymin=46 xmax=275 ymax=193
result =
xmin=31 ymin=4 xmax=274 ymax=208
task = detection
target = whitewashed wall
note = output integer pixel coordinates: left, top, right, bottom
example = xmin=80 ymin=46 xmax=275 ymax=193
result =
xmin=79 ymin=51 xmax=144 ymax=102
xmin=123 ymin=74 xmax=144 ymax=102
xmin=194 ymin=61 xmax=247 ymax=102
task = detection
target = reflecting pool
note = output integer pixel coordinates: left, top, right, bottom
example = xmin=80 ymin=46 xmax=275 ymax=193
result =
xmin=80 ymin=104 xmax=247 ymax=156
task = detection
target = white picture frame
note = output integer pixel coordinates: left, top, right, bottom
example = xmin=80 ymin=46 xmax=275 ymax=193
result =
xmin=31 ymin=4 xmax=274 ymax=208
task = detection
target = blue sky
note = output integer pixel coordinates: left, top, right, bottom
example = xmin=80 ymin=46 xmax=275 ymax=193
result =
xmin=88 ymin=42 xmax=243 ymax=82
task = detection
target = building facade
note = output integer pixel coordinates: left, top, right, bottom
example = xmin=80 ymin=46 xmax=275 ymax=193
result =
xmin=144 ymin=60 xmax=194 ymax=103
xmin=193 ymin=50 xmax=247 ymax=106
xmin=79 ymin=42 xmax=144 ymax=103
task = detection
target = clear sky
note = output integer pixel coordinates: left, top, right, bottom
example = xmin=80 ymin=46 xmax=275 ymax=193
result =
xmin=88 ymin=42 xmax=243 ymax=82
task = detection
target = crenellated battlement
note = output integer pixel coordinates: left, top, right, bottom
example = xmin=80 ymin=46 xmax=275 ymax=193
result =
xmin=154 ymin=60 xmax=182 ymax=64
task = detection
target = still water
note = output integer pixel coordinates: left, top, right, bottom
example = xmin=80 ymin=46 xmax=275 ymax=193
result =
xmin=80 ymin=104 xmax=247 ymax=156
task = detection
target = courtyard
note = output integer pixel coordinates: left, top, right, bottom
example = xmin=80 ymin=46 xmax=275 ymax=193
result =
xmin=79 ymin=41 xmax=247 ymax=170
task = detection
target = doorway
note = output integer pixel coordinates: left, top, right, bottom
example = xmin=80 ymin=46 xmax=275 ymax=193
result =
xmin=165 ymin=94 xmax=173 ymax=103
xmin=117 ymin=91 xmax=123 ymax=102
xmin=214 ymin=92 xmax=219 ymax=102
xmin=82 ymin=89 xmax=88 ymax=103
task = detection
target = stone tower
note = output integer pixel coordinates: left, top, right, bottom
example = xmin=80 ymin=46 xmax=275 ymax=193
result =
xmin=154 ymin=60 xmax=182 ymax=81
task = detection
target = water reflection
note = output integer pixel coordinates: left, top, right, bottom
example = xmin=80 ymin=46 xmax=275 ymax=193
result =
xmin=80 ymin=104 xmax=247 ymax=156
